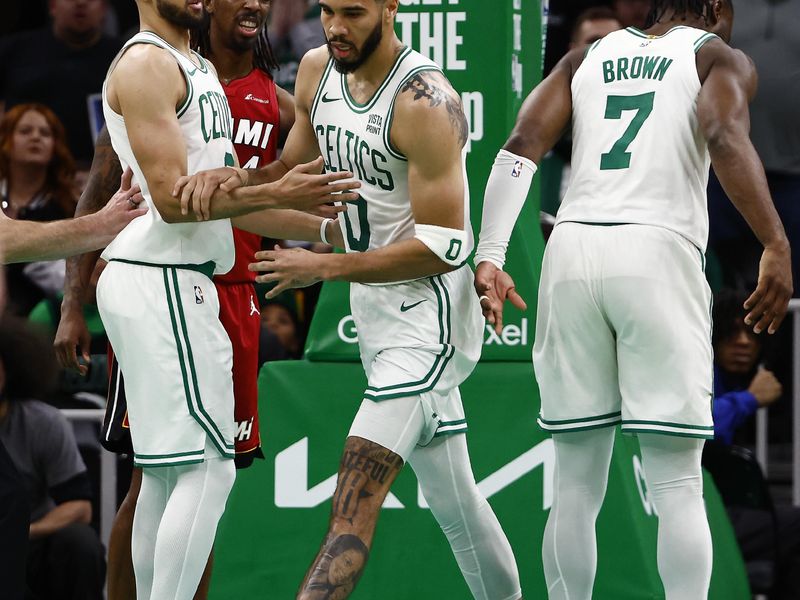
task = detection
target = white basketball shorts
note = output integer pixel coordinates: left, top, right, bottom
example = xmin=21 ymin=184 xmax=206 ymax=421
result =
xmin=97 ymin=260 xmax=236 ymax=467
xmin=533 ymin=222 xmax=714 ymax=439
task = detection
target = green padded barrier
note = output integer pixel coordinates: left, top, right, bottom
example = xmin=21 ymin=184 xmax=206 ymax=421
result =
xmin=210 ymin=362 xmax=749 ymax=598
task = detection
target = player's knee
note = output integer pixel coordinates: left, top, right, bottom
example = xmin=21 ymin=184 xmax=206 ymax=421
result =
xmin=427 ymin=484 xmax=487 ymax=532
xmin=208 ymin=458 xmax=236 ymax=498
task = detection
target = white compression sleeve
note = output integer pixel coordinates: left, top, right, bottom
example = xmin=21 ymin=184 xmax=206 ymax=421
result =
xmin=474 ymin=149 xmax=537 ymax=270
xmin=543 ymin=428 xmax=616 ymax=600
xmin=638 ymin=434 xmax=712 ymax=600
xmin=408 ymin=434 xmax=522 ymax=600
xmin=132 ymin=453 xmax=235 ymax=600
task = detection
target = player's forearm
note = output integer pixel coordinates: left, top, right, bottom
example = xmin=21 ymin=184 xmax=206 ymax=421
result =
xmin=29 ymin=500 xmax=91 ymax=540
xmin=711 ymin=134 xmax=790 ymax=250
xmin=62 ymin=251 xmax=102 ymax=311
xmin=1 ymin=216 xmax=113 ymax=264
xmin=159 ymin=182 xmax=282 ymax=223
xmin=76 ymin=126 xmax=123 ymax=217
xmin=246 ymin=160 xmax=290 ymax=187
xmin=322 ymin=239 xmax=453 ymax=284
xmin=233 ymin=209 xmax=326 ymax=242
xmin=63 ymin=129 xmax=122 ymax=306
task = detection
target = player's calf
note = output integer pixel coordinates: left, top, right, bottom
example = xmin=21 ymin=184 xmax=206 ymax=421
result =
xmin=297 ymin=436 xmax=404 ymax=600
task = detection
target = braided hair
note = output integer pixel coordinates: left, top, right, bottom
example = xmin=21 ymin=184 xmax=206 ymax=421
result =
xmin=645 ymin=0 xmax=715 ymax=27
xmin=191 ymin=11 xmax=279 ymax=73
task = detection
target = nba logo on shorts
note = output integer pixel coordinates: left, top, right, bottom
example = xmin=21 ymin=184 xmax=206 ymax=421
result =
xmin=194 ymin=286 xmax=204 ymax=304
xmin=511 ymin=161 xmax=523 ymax=178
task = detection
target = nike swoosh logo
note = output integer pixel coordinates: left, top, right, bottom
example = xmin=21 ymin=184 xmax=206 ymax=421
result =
xmin=321 ymin=93 xmax=341 ymax=103
xmin=400 ymin=299 xmax=427 ymax=312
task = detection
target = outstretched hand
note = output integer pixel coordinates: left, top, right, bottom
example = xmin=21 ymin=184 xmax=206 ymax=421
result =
xmin=744 ymin=245 xmax=793 ymax=334
xmin=249 ymin=245 xmax=327 ymax=299
xmin=95 ymin=167 xmax=148 ymax=235
xmin=273 ymin=156 xmax=361 ymax=213
xmin=474 ymin=261 xmax=527 ymax=334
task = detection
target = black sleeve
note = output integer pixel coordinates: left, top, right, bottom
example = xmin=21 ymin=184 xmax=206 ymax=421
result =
xmin=49 ymin=471 xmax=92 ymax=505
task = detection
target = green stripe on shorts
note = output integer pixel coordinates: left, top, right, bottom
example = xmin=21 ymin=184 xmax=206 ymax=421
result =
xmin=163 ymin=268 xmax=234 ymax=458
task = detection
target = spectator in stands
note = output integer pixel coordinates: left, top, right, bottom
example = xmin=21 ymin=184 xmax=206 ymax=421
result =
xmin=260 ymin=299 xmax=303 ymax=363
xmin=0 ymin=316 xmax=105 ymax=600
xmin=0 ymin=0 xmax=123 ymax=162
xmin=0 ymin=104 xmax=77 ymax=316
xmin=0 ymin=300 xmax=29 ymax=600
xmin=570 ymin=7 xmax=622 ymax=50
xmin=712 ymin=289 xmax=782 ymax=445
xmin=708 ymin=0 xmax=800 ymax=295
xmin=612 ymin=0 xmax=652 ymax=29
xmin=268 ymin=0 xmax=325 ymax=94
xmin=709 ymin=289 xmax=800 ymax=599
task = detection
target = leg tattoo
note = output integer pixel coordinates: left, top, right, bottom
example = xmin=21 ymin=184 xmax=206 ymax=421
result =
xmin=303 ymin=534 xmax=369 ymax=599
xmin=298 ymin=437 xmax=404 ymax=600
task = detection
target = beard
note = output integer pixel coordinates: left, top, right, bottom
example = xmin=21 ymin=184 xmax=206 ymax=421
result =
xmin=156 ymin=0 xmax=205 ymax=30
xmin=327 ymin=19 xmax=383 ymax=75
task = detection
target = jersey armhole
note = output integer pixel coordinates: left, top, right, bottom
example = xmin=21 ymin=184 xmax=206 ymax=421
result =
xmin=106 ymin=39 xmax=193 ymax=117
xmin=309 ymin=59 xmax=334 ymax=124
xmin=384 ymin=66 xmax=442 ymax=162
xmin=694 ymin=32 xmax=719 ymax=54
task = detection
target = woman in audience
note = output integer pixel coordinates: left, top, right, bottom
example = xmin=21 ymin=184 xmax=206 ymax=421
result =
xmin=0 ymin=103 xmax=77 ymax=315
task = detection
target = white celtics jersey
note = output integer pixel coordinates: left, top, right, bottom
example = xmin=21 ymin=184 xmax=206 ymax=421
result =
xmin=310 ymin=47 xmax=472 ymax=267
xmin=101 ymin=31 xmax=235 ymax=275
xmin=558 ymin=26 xmax=719 ymax=251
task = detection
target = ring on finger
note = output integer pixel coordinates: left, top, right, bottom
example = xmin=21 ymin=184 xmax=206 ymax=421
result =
xmin=478 ymin=295 xmax=491 ymax=304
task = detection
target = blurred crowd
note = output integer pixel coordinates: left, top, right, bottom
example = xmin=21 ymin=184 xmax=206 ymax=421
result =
xmin=0 ymin=0 xmax=798 ymax=598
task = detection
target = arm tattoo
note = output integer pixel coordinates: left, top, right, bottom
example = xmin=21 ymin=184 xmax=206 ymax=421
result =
xmin=400 ymin=71 xmax=469 ymax=147
xmin=299 ymin=438 xmax=403 ymax=599
xmin=63 ymin=126 xmax=122 ymax=305
xmin=75 ymin=126 xmax=123 ymax=217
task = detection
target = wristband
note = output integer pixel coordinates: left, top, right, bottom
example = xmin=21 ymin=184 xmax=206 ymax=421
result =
xmin=319 ymin=218 xmax=333 ymax=244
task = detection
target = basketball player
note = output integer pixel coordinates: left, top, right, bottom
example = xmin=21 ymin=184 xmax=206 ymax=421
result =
xmin=87 ymin=0 xmax=359 ymax=597
xmin=55 ymin=2 xmax=354 ymax=600
xmin=178 ymin=1 xmax=523 ymax=598
xmin=473 ymin=1 xmax=792 ymax=598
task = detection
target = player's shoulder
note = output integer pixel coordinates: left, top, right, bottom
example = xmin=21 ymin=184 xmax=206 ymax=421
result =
xmin=393 ymin=68 xmax=468 ymax=152
xmin=297 ymin=45 xmax=331 ymax=84
xmin=394 ymin=66 xmax=460 ymax=119
xmin=295 ymin=45 xmax=331 ymax=106
xmin=109 ymin=43 xmax=185 ymax=107
xmin=113 ymin=42 xmax=181 ymax=81
xmin=696 ymin=37 xmax=756 ymax=86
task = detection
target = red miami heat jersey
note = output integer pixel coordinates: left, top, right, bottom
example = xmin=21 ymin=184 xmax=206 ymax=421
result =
xmin=215 ymin=68 xmax=280 ymax=284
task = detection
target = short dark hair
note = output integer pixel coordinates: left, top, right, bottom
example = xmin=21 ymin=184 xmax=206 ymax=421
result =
xmin=646 ymin=0 xmax=731 ymax=28
xmin=0 ymin=316 xmax=57 ymax=399
xmin=572 ymin=7 xmax=619 ymax=42
xmin=711 ymin=288 xmax=760 ymax=349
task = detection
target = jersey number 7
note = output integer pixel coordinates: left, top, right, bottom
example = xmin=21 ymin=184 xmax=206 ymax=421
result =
xmin=600 ymin=92 xmax=655 ymax=171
